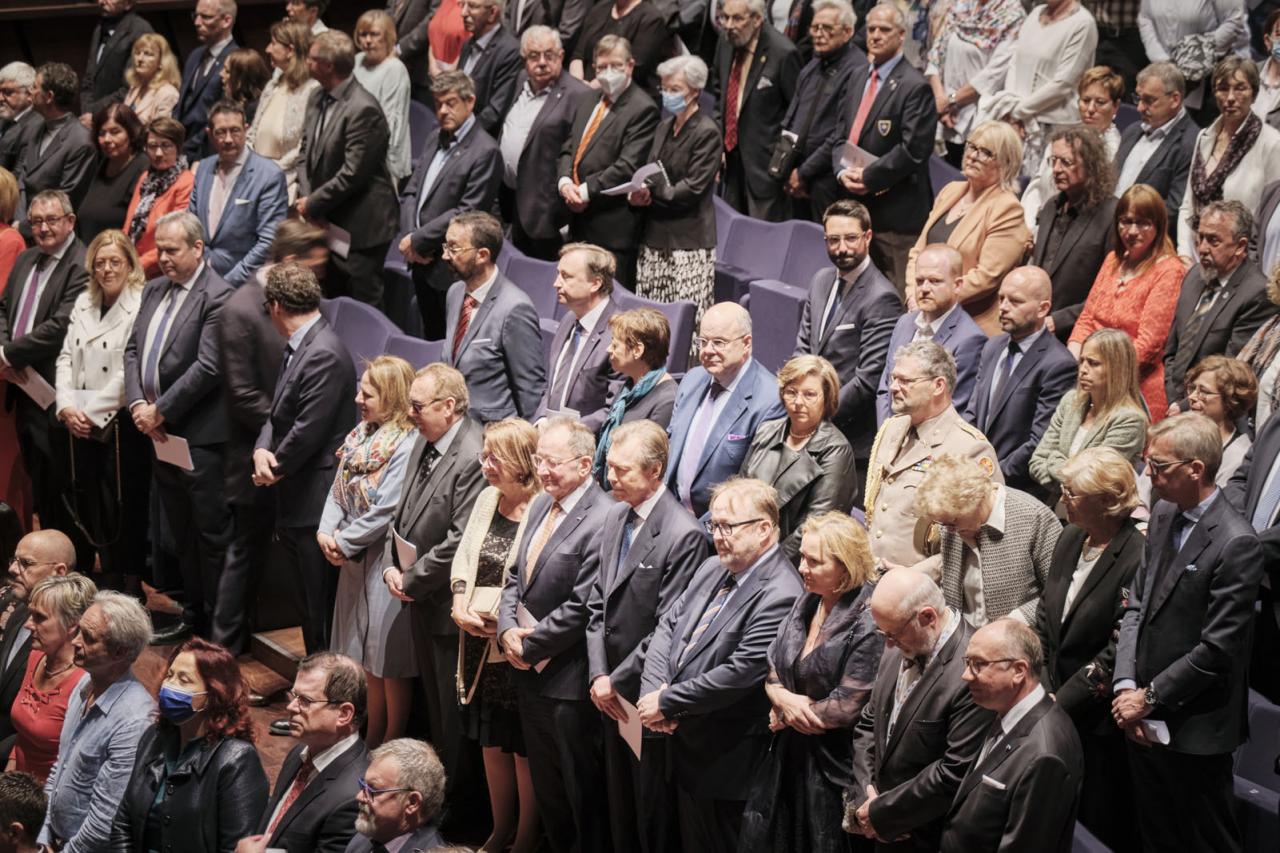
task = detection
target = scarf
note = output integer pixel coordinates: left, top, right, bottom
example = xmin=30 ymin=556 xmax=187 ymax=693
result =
xmin=927 ymin=0 xmax=1025 ymax=75
xmin=127 ymin=156 xmax=188 ymax=243
xmin=1191 ymin=112 xmax=1262 ymax=220
xmin=1238 ymin=315 xmax=1280 ymax=411
xmin=330 ymin=419 xmax=414 ymax=518
xmin=593 ymin=368 xmax=666 ymax=482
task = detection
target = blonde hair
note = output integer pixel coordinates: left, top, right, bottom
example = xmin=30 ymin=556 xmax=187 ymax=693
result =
xmin=1077 ymin=328 xmax=1149 ymax=423
xmin=85 ymin=230 xmax=145 ymax=304
xmin=126 ymin=33 xmax=182 ymax=91
xmin=1059 ymin=446 xmax=1139 ymax=519
xmin=270 ymin=20 xmax=314 ymax=90
xmin=0 ymin=167 xmax=16 ymax=223
xmin=710 ymin=476 xmax=780 ymax=528
xmin=415 ymin=363 xmax=469 ymax=414
xmin=798 ymin=511 xmax=876 ymax=590
xmin=355 ymin=9 xmax=398 ymax=55
xmin=913 ymin=454 xmax=995 ymax=520
xmin=361 ymin=355 xmax=415 ymax=431
xmin=968 ymin=121 xmax=1023 ymax=191
xmin=777 ymin=355 xmax=840 ymax=419
xmin=30 ymin=573 xmax=98 ymax=630
xmin=483 ymin=418 xmax=540 ymax=494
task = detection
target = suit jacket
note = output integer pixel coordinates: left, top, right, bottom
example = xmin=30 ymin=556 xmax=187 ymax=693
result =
xmin=639 ymin=545 xmax=804 ymax=800
xmin=1113 ymin=112 xmax=1198 ymax=235
xmin=794 ymin=262 xmax=903 ymax=457
xmin=711 ymin=25 xmax=801 ymax=199
xmin=666 ymin=359 xmax=787 ymax=517
xmin=1256 ymin=179 xmax=1280 ymax=267
xmin=122 ymin=265 xmax=235 ymax=447
xmin=388 ymin=0 xmax=433 ymax=90
xmin=1028 ymin=390 xmax=1147 ymax=490
xmin=789 ymin=40 xmax=864 ymax=192
xmin=938 ymin=694 xmax=1083 ymax=853
xmin=81 ymin=11 xmax=153 ymax=117
xmin=875 ymin=307 xmax=987 ymax=425
xmin=501 ymin=0 xmax=591 ymax=50
xmin=259 ymin=740 xmax=368 ymax=853
xmin=1030 ymin=194 xmax=1118 ymax=338
xmin=342 ymin=823 xmax=444 ymax=853
xmin=965 ymin=330 xmax=1077 ymax=498
xmin=442 ymin=273 xmax=546 ymax=422
xmin=585 ymin=488 xmax=709 ymax=702
xmin=533 ymin=298 xmax=619 ymax=432
xmin=297 ymin=76 xmax=399 ymax=251
xmin=1114 ymin=495 xmax=1263 ymax=754
xmin=556 ymin=84 xmax=660 ymax=251
xmin=0 ymin=597 xmax=33 ymax=742
xmin=503 ymin=70 xmax=590 ymax=241
xmin=190 ymin=150 xmax=289 ymax=286
xmin=849 ymin=618 xmax=993 ymax=851
xmin=255 ymin=318 xmax=356 ymax=527
xmin=498 ymin=483 xmax=617 ymax=700
xmin=640 ymin=110 xmax=722 ymax=251
xmin=0 ymin=241 xmax=89 ymax=383
xmin=176 ymin=41 xmax=238 ymax=159
xmin=0 ymin=110 xmax=39 ymax=172
xmin=457 ymin=25 xmax=523 ymax=137
xmin=385 ymin=418 xmax=487 ymax=634
xmin=1163 ymin=261 xmax=1276 ymax=406
xmin=12 ymin=115 xmax=96 ymax=217
xmin=1226 ymin=412 xmax=1280 ymax=567
xmin=219 ymin=275 xmax=282 ymax=506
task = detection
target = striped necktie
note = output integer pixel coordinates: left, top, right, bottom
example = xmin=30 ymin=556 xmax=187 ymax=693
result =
xmin=679 ymin=573 xmax=736 ymax=664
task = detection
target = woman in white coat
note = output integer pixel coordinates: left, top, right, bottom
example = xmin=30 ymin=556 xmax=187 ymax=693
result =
xmin=54 ymin=229 xmax=149 ymax=597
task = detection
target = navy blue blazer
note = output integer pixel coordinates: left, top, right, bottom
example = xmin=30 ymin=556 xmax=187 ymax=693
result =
xmin=190 ymin=150 xmax=289 ymax=286
xmin=875 ymin=307 xmax=987 ymax=425
xmin=965 ymin=330 xmax=1076 ymax=498
xmin=176 ymin=41 xmax=237 ymax=158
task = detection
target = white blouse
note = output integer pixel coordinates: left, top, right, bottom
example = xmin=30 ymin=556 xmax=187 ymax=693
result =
xmin=976 ymin=4 xmax=1098 ymax=127
xmin=1176 ymin=119 xmax=1280 ymax=251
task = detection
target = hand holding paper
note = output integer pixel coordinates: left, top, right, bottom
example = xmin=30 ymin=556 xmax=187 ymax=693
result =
xmin=602 ymin=162 xmax=667 ymax=197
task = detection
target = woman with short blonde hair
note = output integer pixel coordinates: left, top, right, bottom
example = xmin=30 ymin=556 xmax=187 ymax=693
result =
xmin=123 ymin=33 xmax=181 ymax=123
xmin=354 ymin=9 xmax=412 ymax=182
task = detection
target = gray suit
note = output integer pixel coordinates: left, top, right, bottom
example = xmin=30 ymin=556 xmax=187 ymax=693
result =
xmin=13 ymin=114 xmax=96 ymax=219
xmin=342 ymin=823 xmax=444 ymax=853
xmin=533 ymin=298 xmax=620 ymax=432
xmin=1030 ymin=195 xmax=1118 ymax=339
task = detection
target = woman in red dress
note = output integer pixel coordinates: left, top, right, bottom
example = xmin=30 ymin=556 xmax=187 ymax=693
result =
xmin=0 ymin=167 xmax=30 ymax=527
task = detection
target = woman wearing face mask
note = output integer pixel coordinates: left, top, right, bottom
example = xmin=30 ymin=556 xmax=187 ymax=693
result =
xmin=108 ymin=638 xmax=268 ymax=853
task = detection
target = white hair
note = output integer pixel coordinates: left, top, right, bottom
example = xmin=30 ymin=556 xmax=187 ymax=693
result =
xmin=520 ymin=25 xmax=561 ymax=52
xmin=656 ymin=55 xmax=708 ymax=91
xmin=0 ymin=62 xmax=35 ymax=89
xmin=812 ymin=0 xmax=856 ymax=28
xmin=868 ymin=1 xmax=906 ymax=30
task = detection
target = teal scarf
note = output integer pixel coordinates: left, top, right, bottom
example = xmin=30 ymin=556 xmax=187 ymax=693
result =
xmin=593 ymin=368 xmax=666 ymax=484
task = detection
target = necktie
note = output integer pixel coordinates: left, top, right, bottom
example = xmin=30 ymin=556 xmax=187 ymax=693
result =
xmin=572 ymin=97 xmax=611 ymax=184
xmin=315 ymin=93 xmax=335 ymax=140
xmin=847 ymin=67 xmax=880 ymax=145
xmin=1180 ymin=278 xmax=1222 ymax=352
xmin=452 ymin=294 xmax=478 ymax=361
xmin=12 ymin=254 xmax=51 ymax=339
xmin=524 ymin=502 xmax=564 ymax=582
xmin=1252 ymin=461 xmax=1280 ymax=531
xmin=416 ymin=445 xmax=440 ymax=483
xmin=265 ymin=758 xmax=315 ymax=837
xmin=724 ymin=49 xmax=747 ymax=151
xmin=680 ymin=573 xmax=736 ymax=664
xmin=820 ymin=276 xmax=851 ymax=340
xmin=549 ymin=321 xmax=585 ymax=409
xmin=976 ymin=722 xmax=1003 ymax=765
xmin=141 ymin=282 xmax=182 ymax=403
xmin=990 ymin=340 xmax=1021 ymax=414
xmin=677 ymin=381 xmax=727 ymax=507
xmin=618 ymin=508 xmax=638 ymax=566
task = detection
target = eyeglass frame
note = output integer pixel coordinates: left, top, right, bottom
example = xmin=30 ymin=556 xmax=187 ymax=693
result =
xmin=1144 ymin=456 xmax=1193 ymax=475
xmin=531 ymin=453 xmax=588 ymax=471
xmin=873 ymin=609 xmax=920 ymax=643
xmin=703 ymin=517 xmax=765 ymax=538
xmin=409 ymin=396 xmax=451 ymax=415
xmin=962 ymin=656 xmax=1017 ymax=675
xmin=694 ymin=334 xmax=747 ymax=352
xmin=285 ymin=689 xmax=341 ymax=709
xmin=356 ymin=777 xmax=414 ymax=799
xmin=7 ymin=556 xmax=55 ymax=573
xmin=963 ymin=141 xmax=996 ymax=163
xmin=28 ymin=214 xmax=70 ymax=230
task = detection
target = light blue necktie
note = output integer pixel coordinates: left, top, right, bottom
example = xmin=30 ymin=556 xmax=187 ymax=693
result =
xmin=141 ymin=282 xmax=181 ymax=403
xmin=1252 ymin=465 xmax=1280 ymax=531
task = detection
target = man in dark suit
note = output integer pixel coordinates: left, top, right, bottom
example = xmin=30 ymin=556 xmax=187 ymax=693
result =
xmin=965 ymin=267 xmax=1077 ymax=500
xmin=638 ymin=477 xmax=803 ymax=853
xmin=382 ymin=363 xmax=486 ymax=781
xmin=0 ymin=63 xmax=38 ymax=173
xmin=123 ymin=211 xmax=234 ymax=642
xmin=938 ymin=619 xmax=1083 ymax=852
xmin=457 ymin=0 xmax=523 ymax=137
xmin=1164 ymin=201 xmax=1276 ymax=414
xmin=667 ymin=302 xmax=786 ymax=517
xmin=794 ymin=199 xmax=903 ymax=481
xmin=252 ymin=263 xmax=355 ymax=654
xmin=246 ymin=652 xmax=368 ymax=853
xmin=875 ymin=245 xmax=986 ymax=424
xmin=1114 ymin=62 xmax=1197 ymax=238
xmin=557 ymin=35 xmax=660 ymax=290
xmin=497 ymin=417 xmax=615 ymax=853
xmin=1115 ymin=412 xmax=1263 ymax=852
xmin=503 ymin=0 xmax=590 ymax=52
xmin=586 ymin=421 xmax=709 ymax=853
xmin=0 ymin=191 xmax=87 ymax=542
xmin=342 ymin=739 xmax=448 ymax=853
xmin=847 ymin=569 xmax=992 ymax=852
xmin=711 ymin=0 xmax=800 ymax=222
xmin=817 ymin=3 xmax=936 ymax=290
xmin=297 ymin=31 xmax=399 ymax=308
xmin=12 ymin=64 xmax=96 ymax=222
xmin=499 ymin=26 xmax=589 ymax=260
xmin=79 ymin=0 xmax=152 ymax=121
xmin=175 ymin=0 xmax=238 ymax=159
xmin=1031 ymin=126 xmax=1118 ymax=340
xmin=534 ymin=243 xmax=620 ymax=431
xmin=398 ymin=71 xmax=503 ymax=340
xmin=386 ymin=0 xmax=433 ymax=104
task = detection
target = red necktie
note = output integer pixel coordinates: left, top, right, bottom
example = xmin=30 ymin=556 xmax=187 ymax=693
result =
xmin=724 ymin=49 xmax=747 ymax=151
xmin=847 ymin=68 xmax=880 ymax=145
xmin=452 ymin=294 xmax=478 ymax=361
xmin=266 ymin=759 xmax=314 ymax=838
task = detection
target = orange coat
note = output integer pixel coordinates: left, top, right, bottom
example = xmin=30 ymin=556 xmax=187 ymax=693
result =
xmin=123 ymin=168 xmax=195 ymax=279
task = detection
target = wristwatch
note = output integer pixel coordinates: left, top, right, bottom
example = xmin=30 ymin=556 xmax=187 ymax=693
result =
xmin=451 ymin=580 xmax=468 ymax=595
xmin=1143 ymin=684 xmax=1159 ymax=707
xmin=947 ymin=91 xmax=957 ymax=108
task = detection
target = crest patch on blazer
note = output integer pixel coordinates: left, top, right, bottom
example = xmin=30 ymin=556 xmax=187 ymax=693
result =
xmin=877 ymin=119 xmax=892 ymax=137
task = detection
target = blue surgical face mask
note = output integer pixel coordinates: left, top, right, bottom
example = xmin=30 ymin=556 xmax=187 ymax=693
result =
xmin=662 ymin=90 xmax=687 ymax=114
xmin=1272 ymin=42 xmax=1280 ymax=63
xmin=158 ymin=683 xmax=207 ymax=724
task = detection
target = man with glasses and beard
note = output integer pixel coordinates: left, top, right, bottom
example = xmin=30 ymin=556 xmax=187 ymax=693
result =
xmin=347 ymin=739 xmax=447 ymax=853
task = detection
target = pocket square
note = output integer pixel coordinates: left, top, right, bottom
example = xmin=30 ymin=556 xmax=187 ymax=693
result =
xmin=981 ymin=775 xmax=1007 ymax=791
xmin=756 ymin=77 xmax=773 ymax=90
xmin=834 ymin=323 xmax=857 ymax=331
xmin=728 ymin=433 xmax=747 ymax=441
xmin=233 ymin=198 xmax=250 ymax=205
xmin=471 ymin=337 xmax=492 ymax=345
xmin=1184 ymin=564 xmax=1198 ymax=573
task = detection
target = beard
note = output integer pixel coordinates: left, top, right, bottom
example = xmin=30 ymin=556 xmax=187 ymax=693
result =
xmin=354 ymin=808 xmax=373 ymax=837
xmin=828 ymin=250 xmax=864 ymax=274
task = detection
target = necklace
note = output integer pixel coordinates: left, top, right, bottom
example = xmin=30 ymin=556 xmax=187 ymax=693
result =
xmin=42 ymin=658 xmax=76 ymax=678
xmin=790 ymin=423 xmax=819 ymax=441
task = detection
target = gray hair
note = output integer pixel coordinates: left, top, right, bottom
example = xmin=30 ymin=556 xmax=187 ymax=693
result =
xmin=727 ymin=0 xmax=767 ymax=16
xmin=1148 ymin=412 xmax=1223 ymax=481
xmin=812 ymin=0 xmax=856 ymax=28
xmin=1137 ymin=61 xmax=1186 ymax=97
xmin=0 ymin=62 xmax=35 ymax=89
xmin=155 ymin=210 xmax=204 ymax=246
xmin=1200 ymin=199 xmax=1253 ymax=244
xmin=370 ymin=739 xmax=447 ymax=824
xmin=543 ymin=415 xmax=596 ymax=458
xmin=656 ymin=55 xmax=708 ymax=91
xmin=29 ymin=190 xmax=73 ymax=217
xmin=93 ymin=591 xmax=153 ymax=662
xmin=867 ymin=2 xmax=906 ymax=30
xmin=989 ymin=618 xmax=1043 ymax=678
xmin=520 ymin=25 xmax=562 ymax=53
xmin=892 ymin=570 xmax=946 ymax=618
xmin=430 ymin=70 xmax=476 ymax=102
xmin=895 ymin=340 xmax=957 ymax=394
xmin=29 ymin=574 xmax=97 ymax=631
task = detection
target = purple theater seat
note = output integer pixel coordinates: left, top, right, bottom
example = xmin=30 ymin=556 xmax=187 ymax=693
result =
xmin=716 ymin=216 xmax=790 ymax=304
xmin=929 ymin=155 xmax=963 ymax=199
xmin=381 ymin=243 xmax=420 ymax=337
xmin=497 ymin=240 xmax=523 ymax=275
xmin=1071 ymin=823 xmax=1110 ymax=852
xmin=506 ymin=255 xmax=564 ymax=320
xmin=1234 ymin=700 xmax=1280 ymax=853
xmin=747 ymin=279 xmax=806 ymax=373
xmin=320 ymin=298 xmax=338 ymax=325
xmin=329 ymin=296 xmax=400 ymax=370
xmin=611 ymin=286 xmax=697 ymax=373
xmin=409 ymin=100 xmax=438 ymax=165
xmin=1116 ymin=103 xmax=1140 ymax=132
xmin=539 ymin=315 xmax=560 ymax=363
xmin=782 ymin=219 xmax=828 ymax=288
xmin=384 ymin=334 xmax=444 ymax=368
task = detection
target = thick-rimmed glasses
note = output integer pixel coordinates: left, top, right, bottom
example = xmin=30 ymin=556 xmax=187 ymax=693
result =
xmin=703 ymin=517 xmax=764 ymax=538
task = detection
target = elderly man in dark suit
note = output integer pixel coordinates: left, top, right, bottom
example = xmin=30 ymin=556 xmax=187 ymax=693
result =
xmin=12 ymin=64 xmax=96 ymax=222
xmin=342 ymin=740 xmax=448 ymax=853
xmin=711 ymin=0 xmax=800 ymax=223
xmin=499 ymin=26 xmax=589 ymax=261
xmin=398 ymin=71 xmax=502 ymax=340
xmin=123 ymin=211 xmax=234 ymax=642
xmin=80 ymin=0 xmax=152 ymax=122
xmin=0 ymin=191 xmax=87 ymax=544
xmin=497 ymin=417 xmax=616 ymax=853
xmin=1164 ymin=201 xmax=1276 ymax=414
xmin=175 ymin=0 xmax=238 ymax=159
xmin=296 ymin=31 xmax=399 ymax=309
xmin=966 ymin=267 xmax=1077 ymax=501
xmin=440 ymin=212 xmax=545 ymax=421
xmin=557 ymin=35 xmax=659 ymax=290
xmin=387 ymin=0 xmax=433 ymax=104
xmin=847 ymin=569 xmax=992 ymax=852
xmin=1114 ymin=62 xmax=1197 ymax=238
xmin=586 ymin=420 xmax=709 ymax=853
xmin=638 ymin=477 xmax=803 ymax=853
xmin=939 ymin=619 xmax=1083 ymax=852
xmin=458 ymin=0 xmax=523 ymax=137
xmin=0 ymin=63 xmax=37 ymax=171
xmin=382 ymin=363 xmax=486 ymax=782
xmin=252 ymin=263 xmax=355 ymax=654
xmin=1115 ymin=413 xmax=1263 ymax=852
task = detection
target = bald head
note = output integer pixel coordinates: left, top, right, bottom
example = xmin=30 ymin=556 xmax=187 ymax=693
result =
xmin=963 ymin=618 xmax=1043 ymax=714
xmin=869 ymin=568 xmax=948 ymax=659
xmin=697 ymin=301 xmax=753 ymax=381
xmin=997 ymin=266 xmax=1052 ymax=339
xmin=9 ymin=530 xmax=75 ymax=600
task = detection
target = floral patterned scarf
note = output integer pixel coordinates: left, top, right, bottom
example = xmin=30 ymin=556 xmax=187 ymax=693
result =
xmin=927 ymin=0 xmax=1025 ymax=74
xmin=331 ymin=420 xmax=414 ymax=518
xmin=127 ymin=156 xmax=188 ymax=243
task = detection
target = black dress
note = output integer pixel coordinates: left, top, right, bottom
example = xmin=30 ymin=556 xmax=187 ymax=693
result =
xmin=75 ymin=153 xmax=147 ymax=241
xmin=571 ymin=1 xmax=674 ymax=95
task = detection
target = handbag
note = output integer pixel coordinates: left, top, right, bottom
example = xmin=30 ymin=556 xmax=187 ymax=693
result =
xmin=468 ymin=586 xmax=502 ymax=620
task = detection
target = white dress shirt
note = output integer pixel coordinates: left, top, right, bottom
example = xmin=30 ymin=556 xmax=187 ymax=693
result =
xmin=501 ymin=80 xmax=551 ymax=187
xmin=550 ymin=297 xmax=609 ymax=409
xmin=261 ymin=733 xmax=360 ymax=836
xmin=1116 ymin=110 xmax=1190 ymax=195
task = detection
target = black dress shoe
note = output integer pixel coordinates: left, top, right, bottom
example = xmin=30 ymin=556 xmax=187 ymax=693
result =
xmin=269 ymin=718 xmax=294 ymax=737
xmin=247 ymin=691 xmax=269 ymax=707
xmin=150 ymin=621 xmax=194 ymax=645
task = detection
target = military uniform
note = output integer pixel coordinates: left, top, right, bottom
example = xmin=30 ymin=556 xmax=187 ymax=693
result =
xmin=864 ymin=405 xmax=1002 ymax=572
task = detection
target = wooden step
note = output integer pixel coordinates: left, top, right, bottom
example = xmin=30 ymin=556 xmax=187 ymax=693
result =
xmin=250 ymin=627 xmax=306 ymax=684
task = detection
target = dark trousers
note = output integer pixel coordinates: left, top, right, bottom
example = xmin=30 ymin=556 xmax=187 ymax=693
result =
xmin=720 ymin=148 xmax=788 ymax=223
xmin=676 ymin=786 xmax=745 ymax=853
xmin=151 ymin=444 xmax=230 ymax=634
xmin=1094 ymin=28 xmax=1148 ymax=99
xmin=512 ymin=220 xmax=564 ymax=263
xmin=411 ymin=265 xmax=450 ymax=341
xmin=612 ymin=247 xmax=638 ymax=291
xmin=870 ymin=230 xmax=914 ymax=296
xmin=276 ymin=524 xmax=335 ymax=654
xmin=1079 ymin=728 xmax=1136 ymax=850
xmin=410 ymin=615 xmax=466 ymax=774
xmin=211 ymin=495 xmax=276 ymax=655
xmin=1127 ymin=742 xmax=1240 ymax=852
xmin=12 ymin=397 xmax=72 ymax=536
xmin=603 ymin=726 xmax=679 ymax=853
xmin=325 ymin=242 xmax=390 ymax=309
xmin=519 ymin=691 xmax=607 ymax=853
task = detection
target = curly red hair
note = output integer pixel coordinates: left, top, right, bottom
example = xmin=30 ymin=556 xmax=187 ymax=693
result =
xmin=165 ymin=638 xmax=255 ymax=743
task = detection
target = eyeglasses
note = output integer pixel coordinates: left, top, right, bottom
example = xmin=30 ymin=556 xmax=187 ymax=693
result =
xmin=1118 ymin=217 xmax=1154 ymax=231
xmin=888 ymin=374 xmax=929 ymax=388
xmin=963 ymin=142 xmax=995 ymax=163
xmin=824 ymin=232 xmax=867 ymax=247
xmin=93 ymin=257 xmax=126 ymax=271
xmin=286 ymin=690 xmax=341 ymax=709
xmin=781 ymin=388 xmax=823 ymax=404
xmin=809 ymin=23 xmax=844 ymax=34
xmin=28 ymin=215 xmax=68 ymax=230
xmin=874 ymin=611 xmax=918 ymax=642
xmin=1059 ymin=485 xmax=1088 ymax=502
xmin=962 ymin=656 xmax=1016 ymax=675
xmin=1186 ymin=383 xmax=1220 ymax=400
xmin=478 ymin=451 xmax=501 ymax=466
xmin=532 ymin=453 xmax=586 ymax=470
xmin=1047 ymin=155 xmax=1077 ymax=169
xmin=356 ymin=778 xmax=413 ymax=799
xmin=523 ymin=50 xmax=561 ymax=62
xmin=1144 ymin=457 xmax=1192 ymax=475
xmin=8 ymin=556 xmax=53 ymax=573
xmin=409 ymin=396 xmax=449 ymax=414
xmin=703 ymin=517 xmax=764 ymax=537
xmin=441 ymin=243 xmax=476 ymax=257
xmin=145 ymin=140 xmax=177 ymax=152
xmin=695 ymin=335 xmax=746 ymax=352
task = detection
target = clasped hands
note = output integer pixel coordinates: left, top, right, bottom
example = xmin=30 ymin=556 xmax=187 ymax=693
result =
xmin=1111 ymin=687 xmax=1154 ymax=745
xmin=637 ymin=684 xmax=678 ymax=733
xmin=251 ymin=448 xmax=281 ymax=486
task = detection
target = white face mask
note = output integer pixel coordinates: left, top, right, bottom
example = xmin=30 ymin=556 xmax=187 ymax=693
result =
xmin=596 ymin=66 xmax=628 ymax=98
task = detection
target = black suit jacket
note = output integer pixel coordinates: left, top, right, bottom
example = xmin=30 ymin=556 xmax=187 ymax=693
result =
xmin=1030 ymin=195 xmax=1118 ymax=338
xmin=501 ymin=0 xmax=591 ymax=52
xmin=0 ymin=242 xmax=89 ymax=383
xmin=176 ymin=40 xmax=237 ymax=158
xmin=640 ymin=110 xmax=722 ymax=251
xmin=1226 ymin=412 xmax=1280 ymax=567
xmin=1256 ymin=179 xmax=1280 ymax=267
xmin=254 ymin=318 xmax=356 ymax=528
xmin=502 ymin=70 xmax=590 ymax=241
xmin=0 ymin=110 xmax=40 ymax=172
xmin=388 ymin=0 xmax=433 ymax=91
xmin=964 ymin=330 xmax=1077 ymax=498
xmin=788 ymin=40 xmax=862 ymax=195
xmin=81 ymin=11 xmax=153 ymax=116
xmin=533 ymin=298 xmax=620 ymax=432
xmin=939 ymin=695 xmax=1083 ymax=853
xmin=850 ymin=618 xmax=992 ymax=851
xmin=218 ymin=276 xmax=283 ymax=506
xmin=794 ymin=262 xmax=902 ymax=457
xmin=585 ymin=489 xmax=708 ymax=702
xmin=0 ymin=596 xmax=32 ymax=742
xmin=1114 ymin=112 xmax=1198 ymax=236
xmin=12 ymin=115 xmax=96 ymax=216
xmin=258 ymin=740 xmax=369 ymax=853
xmin=457 ymin=25 xmax=523 ymax=137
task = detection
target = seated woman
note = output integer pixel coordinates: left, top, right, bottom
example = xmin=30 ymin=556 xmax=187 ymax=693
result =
xmin=740 ymin=355 xmax=856 ymax=564
xmin=123 ymin=33 xmax=181 ymax=125
xmin=124 ymin=117 xmax=193 ymax=278
xmin=593 ymin=308 xmax=678 ymax=484
xmin=319 ymin=356 xmax=418 ymax=749
xmin=78 ymin=104 xmax=149 ymax=243
xmin=109 ymin=638 xmax=268 ymax=853
xmin=739 ymin=511 xmax=882 ymax=853
xmin=1032 ymin=328 xmax=1149 ymax=497
xmin=1237 ymin=265 xmax=1280 ymax=428
xmin=10 ymin=575 xmax=95 ymax=783
xmin=906 ymin=120 xmax=1030 ymax=335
